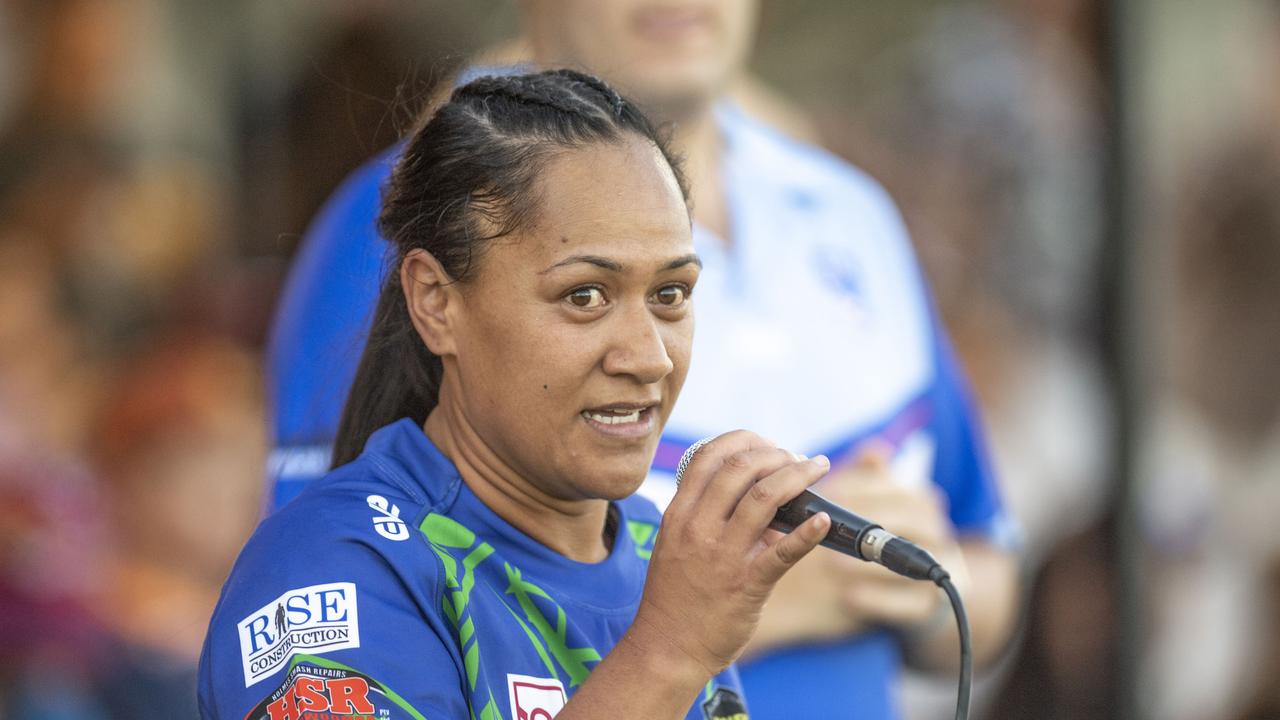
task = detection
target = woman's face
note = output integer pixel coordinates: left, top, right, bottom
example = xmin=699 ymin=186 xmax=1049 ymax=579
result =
xmin=447 ymin=136 xmax=697 ymax=501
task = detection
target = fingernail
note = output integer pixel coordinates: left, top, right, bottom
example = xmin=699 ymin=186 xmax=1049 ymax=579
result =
xmin=812 ymin=455 xmax=830 ymax=467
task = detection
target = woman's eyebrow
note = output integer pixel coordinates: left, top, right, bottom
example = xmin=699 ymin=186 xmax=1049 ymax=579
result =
xmin=540 ymin=254 xmax=624 ymax=274
xmin=539 ymin=253 xmax=702 ymax=274
xmin=664 ymin=253 xmax=702 ymax=271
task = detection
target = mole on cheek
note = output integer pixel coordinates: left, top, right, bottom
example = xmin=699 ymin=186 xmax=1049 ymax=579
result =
xmin=560 ymin=236 xmax=569 ymax=244
xmin=543 ymin=384 xmax=549 ymax=390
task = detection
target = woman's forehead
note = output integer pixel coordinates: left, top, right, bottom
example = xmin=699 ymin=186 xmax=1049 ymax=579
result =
xmin=517 ymin=140 xmax=692 ymax=262
xmin=537 ymin=139 xmax=685 ymax=224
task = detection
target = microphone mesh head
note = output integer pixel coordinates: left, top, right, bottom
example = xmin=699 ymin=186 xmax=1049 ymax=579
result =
xmin=674 ymin=437 xmax=714 ymax=486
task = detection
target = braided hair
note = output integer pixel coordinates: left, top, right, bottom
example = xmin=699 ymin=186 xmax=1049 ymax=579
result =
xmin=332 ymin=69 xmax=689 ymax=467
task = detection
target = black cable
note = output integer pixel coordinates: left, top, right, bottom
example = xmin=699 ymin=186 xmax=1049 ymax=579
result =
xmin=933 ymin=573 xmax=972 ymax=720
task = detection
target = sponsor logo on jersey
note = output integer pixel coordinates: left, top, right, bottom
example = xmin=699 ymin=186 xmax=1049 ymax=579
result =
xmin=702 ymin=687 xmax=748 ymax=720
xmin=367 ymin=494 xmax=409 ymax=541
xmin=507 ymin=673 xmax=567 ymax=720
xmin=244 ymin=663 xmax=379 ymax=720
xmin=238 ymin=582 xmax=360 ymax=687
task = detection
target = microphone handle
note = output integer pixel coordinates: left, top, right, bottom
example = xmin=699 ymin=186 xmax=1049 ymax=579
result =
xmin=773 ymin=489 xmax=944 ymax=582
xmin=773 ymin=489 xmax=879 ymax=557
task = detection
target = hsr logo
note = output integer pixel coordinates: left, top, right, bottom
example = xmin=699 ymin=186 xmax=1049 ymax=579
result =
xmin=244 ymin=664 xmax=385 ymax=720
xmin=237 ymin=582 xmax=360 ymax=687
xmin=264 ymin=675 xmax=374 ymax=720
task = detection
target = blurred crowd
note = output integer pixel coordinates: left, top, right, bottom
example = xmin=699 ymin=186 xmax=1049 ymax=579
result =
xmin=0 ymin=1 xmax=1276 ymax=718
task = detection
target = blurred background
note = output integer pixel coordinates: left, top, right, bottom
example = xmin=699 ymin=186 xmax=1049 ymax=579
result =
xmin=0 ymin=0 xmax=1277 ymax=718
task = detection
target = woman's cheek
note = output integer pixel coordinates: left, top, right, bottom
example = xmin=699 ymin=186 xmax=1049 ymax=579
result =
xmin=663 ymin=321 xmax=695 ymax=376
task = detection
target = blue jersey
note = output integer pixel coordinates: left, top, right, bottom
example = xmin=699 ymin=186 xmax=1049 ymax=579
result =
xmin=200 ymin=419 xmax=748 ymax=719
xmin=264 ymin=101 xmax=1012 ymax=719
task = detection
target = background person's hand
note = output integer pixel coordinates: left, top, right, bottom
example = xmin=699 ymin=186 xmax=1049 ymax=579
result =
xmin=819 ymin=444 xmax=969 ymax=631
xmin=744 ymin=442 xmax=971 ymax=655
xmin=627 ymin=430 xmax=834 ymax=678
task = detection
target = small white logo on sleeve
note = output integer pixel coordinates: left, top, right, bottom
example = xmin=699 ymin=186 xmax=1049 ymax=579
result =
xmin=237 ymin=582 xmax=360 ymax=687
xmin=507 ymin=674 xmax=567 ymax=720
xmin=367 ymin=495 xmax=409 ymax=541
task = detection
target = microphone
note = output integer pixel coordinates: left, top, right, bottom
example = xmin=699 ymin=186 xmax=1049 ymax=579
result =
xmin=675 ymin=438 xmax=947 ymax=582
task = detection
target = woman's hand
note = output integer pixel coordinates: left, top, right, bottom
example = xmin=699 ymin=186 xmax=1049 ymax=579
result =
xmin=557 ymin=430 xmax=832 ymax=720
xmin=629 ymin=430 xmax=834 ymax=676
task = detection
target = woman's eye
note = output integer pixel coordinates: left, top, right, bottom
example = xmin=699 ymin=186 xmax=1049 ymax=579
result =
xmin=652 ymin=285 xmax=690 ymax=306
xmin=567 ymin=287 xmax=607 ymax=308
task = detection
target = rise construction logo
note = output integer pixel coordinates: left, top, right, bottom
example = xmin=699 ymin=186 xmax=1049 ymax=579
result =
xmin=238 ymin=582 xmax=361 ymax=687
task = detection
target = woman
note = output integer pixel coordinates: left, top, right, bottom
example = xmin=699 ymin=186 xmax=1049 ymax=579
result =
xmin=198 ymin=69 xmax=832 ymax=720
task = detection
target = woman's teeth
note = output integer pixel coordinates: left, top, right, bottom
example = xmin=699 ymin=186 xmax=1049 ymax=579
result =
xmin=583 ymin=409 xmax=643 ymax=425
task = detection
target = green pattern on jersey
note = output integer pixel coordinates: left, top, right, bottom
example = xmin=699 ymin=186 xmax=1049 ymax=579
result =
xmin=420 ymin=510 xmax=637 ymax=709
xmin=502 ymin=563 xmax=603 ymax=687
xmin=627 ymin=520 xmax=656 ymax=560
xmin=420 ymin=513 xmax=505 ymax=720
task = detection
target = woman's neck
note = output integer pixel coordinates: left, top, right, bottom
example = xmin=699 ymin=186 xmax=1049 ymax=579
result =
xmin=424 ymin=386 xmax=612 ymax=563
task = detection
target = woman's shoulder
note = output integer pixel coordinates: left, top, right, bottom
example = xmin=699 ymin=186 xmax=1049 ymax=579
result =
xmin=246 ymin=419 xmax=464 ymax=563
xmin=207 ymin=447 xmax=455 ymax=647
xmin=199 ymin=461 xmax=465 ymax=717
xmin=225 ymin=458 xmax=443 ymax=601
xmin=202 ymin=468 xmax=481 ymax=712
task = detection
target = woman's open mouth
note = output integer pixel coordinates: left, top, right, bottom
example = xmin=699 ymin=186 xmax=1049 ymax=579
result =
xmin=580 ymin=405 xmax=658 ymax=438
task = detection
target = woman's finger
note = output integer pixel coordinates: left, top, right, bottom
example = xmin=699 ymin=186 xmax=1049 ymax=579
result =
xmin=696 ymin=446 xmax=801 ymax=523
xmin=665 ymin=430 xmax=774 ymax=518
xmin=724 ymin=455 xmax=830 ymax=548
xmin=748 ymin=511 xmax=830 ymax=589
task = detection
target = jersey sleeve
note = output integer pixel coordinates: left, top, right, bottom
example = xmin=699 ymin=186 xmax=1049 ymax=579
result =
xmin=265 ymin=149 xmax=398 ymax=512
xmin=925 ymin=319 xmax=1019 ymax=547
xmin=198 ymin=493 xmax=467 ymax=720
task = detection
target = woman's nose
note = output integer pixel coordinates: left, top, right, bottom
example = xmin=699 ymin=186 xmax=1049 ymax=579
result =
xmin=601 ymin=306 xmax=675 ymax=383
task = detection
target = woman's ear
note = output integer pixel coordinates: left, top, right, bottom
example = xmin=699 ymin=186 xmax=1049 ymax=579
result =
xmin=401 ymin=249 xmax=460 ymax=357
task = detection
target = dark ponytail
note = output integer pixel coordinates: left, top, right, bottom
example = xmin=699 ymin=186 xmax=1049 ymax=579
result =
xmin=331 ymin=69 xmax=689 ymax=467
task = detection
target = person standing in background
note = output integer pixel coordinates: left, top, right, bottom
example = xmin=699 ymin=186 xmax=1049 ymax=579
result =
xmin=266 ymin=2 xmax=1019 ymax=717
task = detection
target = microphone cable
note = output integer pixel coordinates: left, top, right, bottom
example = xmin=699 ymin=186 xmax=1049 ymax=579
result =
xmin=931 ymin=569 xmax=971 ymax=720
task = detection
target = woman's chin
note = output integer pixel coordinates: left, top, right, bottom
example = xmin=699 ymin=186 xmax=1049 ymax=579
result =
xmin=573 ymin=464 xmax=651 ymax=501
xmin=565 ymin=430 xmax=661 ymax=499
